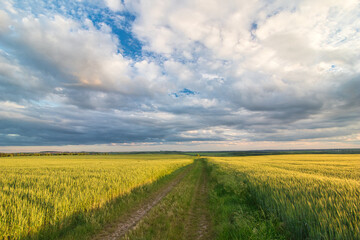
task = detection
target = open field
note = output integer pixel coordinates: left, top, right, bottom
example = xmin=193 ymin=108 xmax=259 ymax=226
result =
xmin=0 ymin=154 xmax=192 ymax=239
xmin=208 ymin=154 xmax=360 ymax=239
xmin=1 ymin=153 xmax=359 ymax=240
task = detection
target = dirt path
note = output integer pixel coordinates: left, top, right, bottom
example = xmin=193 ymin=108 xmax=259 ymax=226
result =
xmin=93 ymin=165 xmax=192 ymax=240
xmin=185 ymin=161 xmax=212 ymax=240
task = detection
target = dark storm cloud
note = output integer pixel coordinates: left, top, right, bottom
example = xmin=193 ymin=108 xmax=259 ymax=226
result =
xmin=335 ymin=75 xmax=360 ymax=109
xmin=0 ymin=104 xmax=226 ymax=146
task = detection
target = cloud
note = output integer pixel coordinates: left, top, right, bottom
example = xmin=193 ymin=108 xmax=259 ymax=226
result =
xmin=104 ymin=0 xmax=123 ymax=12
xmin=0 ymin=6 xmax=167 ymax=108
xmin=1 ymin=0 xmax=360 ymax=149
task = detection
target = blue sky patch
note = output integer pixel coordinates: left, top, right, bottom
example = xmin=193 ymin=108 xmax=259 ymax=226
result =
xmin=171 ymin=88 xmax=199 ymax=98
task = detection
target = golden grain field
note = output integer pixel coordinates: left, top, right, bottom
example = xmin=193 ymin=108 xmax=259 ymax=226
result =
xmin=0 ymin=154 xmax=192 ymax=239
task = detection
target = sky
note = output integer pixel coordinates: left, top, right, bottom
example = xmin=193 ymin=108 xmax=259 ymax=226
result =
xmin=1 ymin=0 xmax=360 ymax=152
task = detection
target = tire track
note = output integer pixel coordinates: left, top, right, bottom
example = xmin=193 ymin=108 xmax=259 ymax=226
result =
xmin=93 ymin=165 xmax=192 ymax=240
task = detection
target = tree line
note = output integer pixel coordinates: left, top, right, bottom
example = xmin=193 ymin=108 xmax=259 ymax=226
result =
xmin=0 ymin=152 xmax=111 ymax=157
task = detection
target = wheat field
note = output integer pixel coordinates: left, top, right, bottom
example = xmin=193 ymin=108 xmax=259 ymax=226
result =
xmin=209 ymin=154 xmax=360 ymax=239
xmin=0 ymin=154 xmax=192 ymax=239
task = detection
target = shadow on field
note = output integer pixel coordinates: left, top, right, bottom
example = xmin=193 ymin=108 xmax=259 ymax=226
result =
xmin=24 ymin=164 xmax=192 ymax=240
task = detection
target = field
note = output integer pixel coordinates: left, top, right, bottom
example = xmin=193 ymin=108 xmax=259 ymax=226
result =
xmin=208 ymin=154 xmax=360 ymax=239
xmin=0 ymin=154 xmax=192 ymax=239
xmin=0 ymin=153 xmax=359 ymax=240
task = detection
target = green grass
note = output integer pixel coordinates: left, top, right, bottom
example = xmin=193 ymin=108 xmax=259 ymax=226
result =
xmin=209 ymin=154 xmax=360 ymax=240
xmin=206 ymin=160 xmax=286 ymax=240
xmin=0 ymin=154 xmax=192 ymax=239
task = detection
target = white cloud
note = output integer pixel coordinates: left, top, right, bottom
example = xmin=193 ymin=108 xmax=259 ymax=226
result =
xmin=0 ymin=10 xmax=11 ymax=33
xmin=0 ymin=8 xmax=169 ymax=107
xmin=0 ymin=101 xmax=25 ymax=109
xmin=104 ymin=0 xmax=123 ymax=11
xmin=16 ymin=15 xmax=130 ymax=89
xmin=7 ymin=134 xmax=20 ymax=137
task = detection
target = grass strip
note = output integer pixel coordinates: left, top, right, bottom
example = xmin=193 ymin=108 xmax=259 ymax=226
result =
xmin=206 ymin=160 xmax=287 ymax=240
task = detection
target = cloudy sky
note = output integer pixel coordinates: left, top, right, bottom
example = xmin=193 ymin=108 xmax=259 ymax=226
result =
xmin=1 ymin=0 xmax=360 ymax=152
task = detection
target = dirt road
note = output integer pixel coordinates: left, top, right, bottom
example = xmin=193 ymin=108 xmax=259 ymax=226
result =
xmin=93 ymin=160 xmax=212 ymax=240
xmin=93 ymin=165 xmax=192 ymax=240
